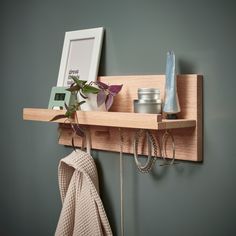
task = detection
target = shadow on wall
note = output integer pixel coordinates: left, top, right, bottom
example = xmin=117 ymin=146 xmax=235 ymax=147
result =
xmin=98 ymin=31 xmax=107 ymax=76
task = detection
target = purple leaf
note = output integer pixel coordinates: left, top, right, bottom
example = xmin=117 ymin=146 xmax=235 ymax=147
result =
xmin=96 ymin=81 xmax=109 ymax=90
xmin=71 ymin=136 xmax=77 ymax=151
xmin=50 ymin=114 xmax=67 ymax=122
xmin=72 ymin=124 xmax=84 ymax=137
xmin=78 ymin=101 xmax=86 ymax=106
xmin=105 ymin=94 xmax=114 ymax=110
xmin=108 ymin=84 xmax=123 ymax=96
xmin=97 ymin=90 xmax=107 ymax=107
xmin=64 ymin=102 xmax=69 ymax=111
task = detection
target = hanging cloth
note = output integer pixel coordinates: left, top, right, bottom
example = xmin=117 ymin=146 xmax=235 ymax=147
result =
xmin=55 ymin=150 xmax=112 ymax=236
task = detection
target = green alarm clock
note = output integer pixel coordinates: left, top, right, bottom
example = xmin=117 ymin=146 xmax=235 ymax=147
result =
xmin=48 ymin=86 xmax=76 ymax=109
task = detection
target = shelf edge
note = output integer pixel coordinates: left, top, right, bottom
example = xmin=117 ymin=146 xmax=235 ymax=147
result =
xmin=23 ymin=108 xmax=196 ymax=130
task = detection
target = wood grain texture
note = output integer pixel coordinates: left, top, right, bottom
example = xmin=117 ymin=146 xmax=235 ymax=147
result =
xmin=23 ymin=108 xmax=67 ymax=122
xmin=23 ymin=74 xmax=202 ymax=161
xmin=59 ymin=74 xmax=203 ymax=161
xmin=23 ymin=108 xmax=195 ymax=130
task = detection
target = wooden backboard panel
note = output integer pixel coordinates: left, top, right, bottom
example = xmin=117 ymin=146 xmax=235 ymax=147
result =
xmin=59 ymin=74 xmax=203 ymax=161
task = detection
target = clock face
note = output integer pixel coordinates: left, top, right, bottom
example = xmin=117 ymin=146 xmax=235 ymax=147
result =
xmin=54 ymin=93 xmax=66 ymax=101
xmin=48 ymin=87 xmax=74 ymax=109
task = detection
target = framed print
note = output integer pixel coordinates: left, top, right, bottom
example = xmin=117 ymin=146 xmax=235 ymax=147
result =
xmin=57 ymin=27 xmax=104 ymax=86
xmin=56 ymin=27 xmax=104 ymax=110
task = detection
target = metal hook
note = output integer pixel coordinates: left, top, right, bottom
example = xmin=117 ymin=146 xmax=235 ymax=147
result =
xmin=71 ymin=124 xmax=91 ymax=154
xmin=84 ymin=128 xmax=91 ymax=155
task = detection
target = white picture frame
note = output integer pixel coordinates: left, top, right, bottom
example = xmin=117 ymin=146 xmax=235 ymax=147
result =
xmin=56 ymin=27 xmax=104 ymax=110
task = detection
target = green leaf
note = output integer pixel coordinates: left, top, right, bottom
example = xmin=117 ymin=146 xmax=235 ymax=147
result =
xmin=69 ymin=76 xmax=87 ymax=87
xmin=65 ymin=110 xmax=71 ymax=117
xmin=82 ymin=84 xmax=100 ymax=94
xmin=65 ymin=106 xmax=77 ymax=118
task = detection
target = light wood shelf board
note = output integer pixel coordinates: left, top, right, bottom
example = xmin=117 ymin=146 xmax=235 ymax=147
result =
xmin=23 ymin=108 xmax=66 ymax=123
xmin=157 ymin=119 xmax=196 ymax=129
xmin=58 ymin=126 xmax=198 ymax=162
xmin=23 ymin=74 xmax=203 ymax=162
xmin=23 ymin=108 xmax=195 ymax=130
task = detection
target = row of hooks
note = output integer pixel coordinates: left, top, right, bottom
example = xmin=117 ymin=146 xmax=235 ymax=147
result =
xmin=60 ymin=124 xmax=178 ymax=173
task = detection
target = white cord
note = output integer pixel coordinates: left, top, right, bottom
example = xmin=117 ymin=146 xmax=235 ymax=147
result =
xmin=119 ymin=128 xmax=124 ymax=236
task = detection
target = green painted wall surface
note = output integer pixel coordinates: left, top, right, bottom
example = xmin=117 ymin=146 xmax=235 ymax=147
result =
xmin=1 ymin=0 xmax=236 ymax=235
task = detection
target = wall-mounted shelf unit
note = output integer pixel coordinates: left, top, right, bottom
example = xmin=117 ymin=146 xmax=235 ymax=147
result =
xmin=23 ymin=74 xmax=203 ymax=162
xmin=23 ymin=109 xmax=196 ymax=130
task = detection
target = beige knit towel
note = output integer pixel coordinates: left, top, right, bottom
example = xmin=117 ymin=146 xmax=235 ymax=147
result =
xmin=55 ymin=150 xmax=113 ymax=236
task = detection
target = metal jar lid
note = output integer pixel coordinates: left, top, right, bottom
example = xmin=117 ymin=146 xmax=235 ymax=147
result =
xmin=138 ymin=88 xmax=160 ymax=94
xmin=138 ymin=88 xmax=161 ymax=102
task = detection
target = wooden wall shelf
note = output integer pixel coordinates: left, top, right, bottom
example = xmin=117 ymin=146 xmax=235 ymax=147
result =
xmin=23 ymin=74 xmax=203 ymax=162
xmin=23 ymin=108 xmax=196 ymax=130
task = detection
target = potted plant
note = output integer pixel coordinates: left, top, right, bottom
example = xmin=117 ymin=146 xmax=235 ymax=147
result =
xmin=52 ymin=76 xmax=123 ymax=144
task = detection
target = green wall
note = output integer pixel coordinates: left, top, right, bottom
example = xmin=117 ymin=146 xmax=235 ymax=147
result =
xmin=1 ymin=0 xmax=236 ymax=235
